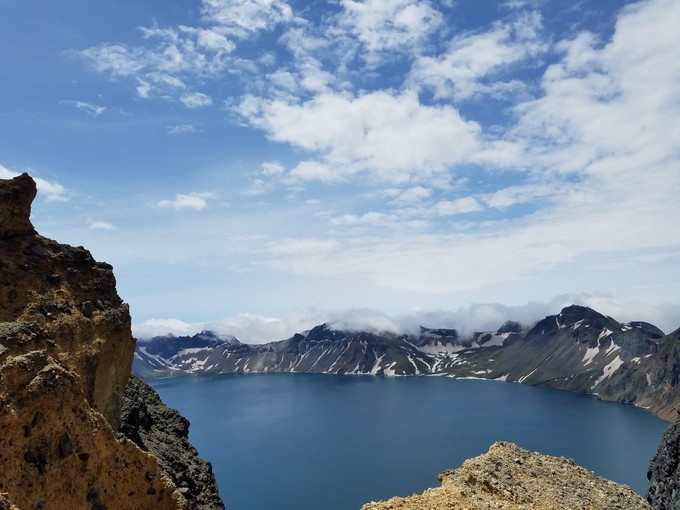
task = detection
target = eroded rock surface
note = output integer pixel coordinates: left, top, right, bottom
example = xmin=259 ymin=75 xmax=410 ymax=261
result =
xmin=0 ymin=174 xmax=132 ymax=427
xmin=362 ymin=442 xmax=650 ymax=510
xmin=119 ymin=376 xmax=224 ymax=509
xmin=648 ymin=413 xmax=680 ymax=509
xmin=0 ymin=173 xmax=206 ymax=509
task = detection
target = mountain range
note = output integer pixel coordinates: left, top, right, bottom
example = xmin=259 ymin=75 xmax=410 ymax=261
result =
xmin=133 ymin=305 xmax=680 ymax=420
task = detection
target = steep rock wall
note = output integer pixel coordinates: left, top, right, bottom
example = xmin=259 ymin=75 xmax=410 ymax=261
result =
xmin=648 ymin=413 xmax=680 ymax=509
xmin=119 ymin=376 xmax=225 ymax=509
xmin=0 ymin=174 xmax=221 ymax=509
xmin=0 ymin=174 xmax=132 ymax=428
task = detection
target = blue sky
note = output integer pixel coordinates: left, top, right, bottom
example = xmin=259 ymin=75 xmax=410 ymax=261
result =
xmin=2 ymin=0 xmax=679 ymax=341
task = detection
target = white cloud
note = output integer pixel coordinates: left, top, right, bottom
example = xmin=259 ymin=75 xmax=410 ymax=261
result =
xmin=409 ymin=12 xmax=547 ymax=101
xmin=180 ymin=91 xmax=213 ymax=108
xmin=133 ymin=318 xmax=199 ymax=339
xmin=482 ymin=182 xmax=561 ymax=209
xmin=79 ymin=44 xmax=148 ymax=76
xmin=77 ymin=10 xmax=242 ymax=103
xmin=191 ymin=27 xmax=236 ymax=53
xmin=89 ymin=221 xmax=115 ymax=230
xmin=267 ymin=237 xmax=340 ymax=255
xmin=157 ymin=192 xmax=215 ymax=210
xmin=241 ymin=178 xmax=272 ymax=196
xmin=0 ymin=165 xmax=69 ymax=202
xmin=70 ymin=0 xmax=680 ymax=331
xmin=261 ymin=161 xmax=285 ymax=176
xmin=435 ymin=196 xmax=484 ymax=216
xmin=201 ymin=0 xmax=294 ymax=38
xmin=167 ymin=124 xmax=202 ymax=135
xmin=133 ymin=296 xmax=680 ymax=345
xmin=60 ymin=100 xmax=106 ymax=116
xmin=236 ymin=90 xmax=482 ymax=184
xmin=288 ymin=160 xmax=341 ymax=183
xmin=383 ymin=186 xmax=431 ymax=205
xmin=338 ymin=0 xmax=443 ymax=59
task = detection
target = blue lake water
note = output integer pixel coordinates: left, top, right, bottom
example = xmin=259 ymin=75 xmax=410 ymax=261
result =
xmin=150 ymin=373 xmax=668 ymax=510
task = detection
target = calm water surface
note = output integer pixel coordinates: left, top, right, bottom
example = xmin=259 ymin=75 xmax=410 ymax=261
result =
xmin=150 ymin=373 xmax=668 ymax=510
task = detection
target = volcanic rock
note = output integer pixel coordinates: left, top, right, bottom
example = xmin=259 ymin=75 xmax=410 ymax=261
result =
xmin=0 ymin=173 xmax=223 ymax=509
xmin=362 ymin=442 xmax=650 ymax=510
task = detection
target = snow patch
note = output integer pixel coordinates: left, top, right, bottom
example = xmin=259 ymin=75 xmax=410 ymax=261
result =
xmin=598 ymin=328 xmax=613 ymax=340
xmin=383 ymin=361 xmax=397 ymax=376
xmin=479 ymin=332 xmax=511 ymax=347
xmin=605 ymin=342 xmax=620 ymax=355
xmin=518 ymin=368 xmax=537 ymax=383
xmin=571 ymin=319 xmax=584 ymax=330
xmin=417 ymin=342 xmax=466 ymax=355
xmin=582 ymin=346 xmax=599 ymax=366
xmin=591 ymin=355 xmax=624 ymax=389
xmin=370 ymin=352 xmax=386 ymax=375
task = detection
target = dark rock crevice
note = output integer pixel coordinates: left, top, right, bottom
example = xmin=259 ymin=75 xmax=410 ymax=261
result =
xmin=119 ymin=376 xmax=225 ymax=510
xmin=648 ymin=413 xmax=680 ymax=509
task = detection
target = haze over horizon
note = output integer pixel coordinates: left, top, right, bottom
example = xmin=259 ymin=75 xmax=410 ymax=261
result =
xmin=2 ymin=0 xmax=679 ymax=342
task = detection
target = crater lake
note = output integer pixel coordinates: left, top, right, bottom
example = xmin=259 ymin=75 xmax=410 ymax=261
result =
xmin=150 ymin=373 xmax=667 ymax=510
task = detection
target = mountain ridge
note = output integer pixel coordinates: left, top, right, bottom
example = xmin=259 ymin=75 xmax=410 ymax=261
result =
xmin=133 ymin=304 xmax=680 ymax=420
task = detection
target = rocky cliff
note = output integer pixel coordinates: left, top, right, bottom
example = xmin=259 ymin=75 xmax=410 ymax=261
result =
xmin=0 ymin=174 xmax=223 ymax=509
xmin=361 ymin=442 xmax=651 ymax=510
xmin=118 ymin=376 xmax=224 ymax=509
xmin=648 ymin=413 xmax=680 ymax=509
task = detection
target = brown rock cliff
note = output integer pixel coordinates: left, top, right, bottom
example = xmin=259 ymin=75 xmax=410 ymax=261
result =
xmin=0 ymin=174 xmax=191 ymax=509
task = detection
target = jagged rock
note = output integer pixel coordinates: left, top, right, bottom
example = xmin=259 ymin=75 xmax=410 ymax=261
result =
xmin=0 ymin=173 xmax=35 ymax=238
xmin=0 ymin=174 xmax=224 ymax=509
xmin=0 ymin=174 xmax=133 ymax=427
xmin=362 ymin=442 xmax=650 ymax=510
xmin=0 ymin=350 xmax=185 ymax=510
xmin=119 ymin=376 xmax=224 ymax=510
xmin=647 ymin=413 xmax=680 ymax=509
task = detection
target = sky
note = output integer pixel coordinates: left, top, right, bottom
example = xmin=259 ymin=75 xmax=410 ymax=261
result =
xmin=1 ymin=0 xmax=679 ymax=342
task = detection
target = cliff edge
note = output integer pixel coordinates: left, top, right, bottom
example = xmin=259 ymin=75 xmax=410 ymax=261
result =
xmin=0 ymin=174 xmax=223 ymax=509
xmin=648 ymin=413 xmax=680 ymax=509
xmin=362 ymin=441 xmax=650 ymax=510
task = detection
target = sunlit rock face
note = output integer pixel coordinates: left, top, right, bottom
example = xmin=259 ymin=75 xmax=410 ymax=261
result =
xmin=0 ymin=173 xmax=188 ymax=509
xmin=0 ymin=172 xmax=133 ymax=429
xmin=362 ymin=442 xmax=651 ymax=510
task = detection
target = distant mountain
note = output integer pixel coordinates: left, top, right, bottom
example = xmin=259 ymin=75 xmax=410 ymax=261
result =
xmin=133 ymin=305 xmax=679 ymax=419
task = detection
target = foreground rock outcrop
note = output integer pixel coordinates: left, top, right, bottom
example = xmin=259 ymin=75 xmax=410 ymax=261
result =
xmin=0 ymin=174 xmax=223 ymax=509
xmin=362 ymin=442 xmax=651 ymax=510
xmin=119 ymin=376 xmax=224 ymax=509
xmin=648 ymin=413 xmax=680 ymax=509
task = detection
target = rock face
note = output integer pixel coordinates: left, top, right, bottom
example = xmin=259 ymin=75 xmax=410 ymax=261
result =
xmin=119 ymin=376 xmax=225 ymax=510
xmin=361 ymin=442 xmax=651 ymax=510
xmin=647 ymin=413 xmax=680 ymax=509
xmin=0 ymin=174 xmax=132 ymax=428
xmin=600 ymin=327 xmax=680 ymax=421
xmin=0 ymin=174 xmax=223 ymax=509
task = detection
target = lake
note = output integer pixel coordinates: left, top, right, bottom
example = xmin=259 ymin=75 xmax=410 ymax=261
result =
xmin=150 ymin=373 xmax=668 ymax=510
